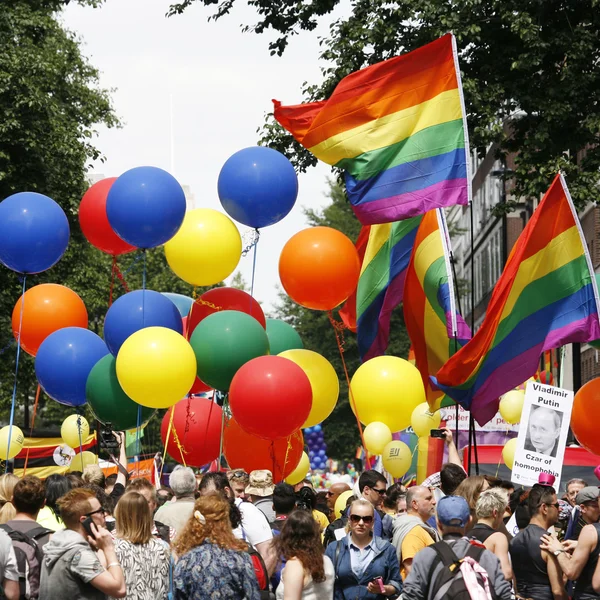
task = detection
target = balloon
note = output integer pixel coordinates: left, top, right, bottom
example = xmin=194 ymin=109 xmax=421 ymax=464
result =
xmin=279 ymin=349 xmax=339 ymax=428
xmin=502 ymin=438 xmax=518 ymax=469
xmin=61 ymin=415 xmax=90 ymax=449
xmin=68 ymin=451 xmax=97 ymax=472
xmin=229 ymin=356 xmax=312 ymax=440
xmin=218 ymin=146 xmax=298 ymax=228
xmin=106 ymin=166 xmax=186 ymax=248
xmin=572 ymin=378 xmax=600 ymax=454
xmin=411 ymin=402 xmax=442 ymax=437
xmin=279 ymin=227 xmax=360 ymax=311
xmin=161 ymin=397 xmax=223 ymax=467
xmin=12 ymin=284 xmax=88 ymax=356
xmin=116 ymin=327 xmax=197 ymax=409
xmin=36 ymin=327 xmax=109 ymax=406
xmin=499 ymin=390 xmax=525 ymax=424
xmin=334 ymin=490 xmax=354 ymax=519
xmin=190 ymin=311 xmax=270 ymax=392
xmin=350 ymin=356 xmax=425 ymax=432
xmin=0 ymin=426 xmax=24 ymax=460
xmin=187 ymin=287 xmax=266 ymax=338
xmin=78 ymin=178 xmax=135 ymax=255
xmin=0 ymin=192 xmax=69 ymax=274
xmin=363 ymin=422 xmax=393 ymax=455
xmin=223 ymin=418 xmax=304 ymax=481
xmin=86 ymin=355 xmax=156 ymax=430
xmin=189 ymin=375 xmax=212 ymax=395
xmin=266 ymin=319 xmax=303 ymax=355
xmin=285 ymin=452 xmax=310 ymax=485
xmin=161 ymin=293 xmax=194 ymax=318
xmin=103 ymin=290 xmax=183 ymax=356
xmin=382 ymin=441 xmax=412 ymax=478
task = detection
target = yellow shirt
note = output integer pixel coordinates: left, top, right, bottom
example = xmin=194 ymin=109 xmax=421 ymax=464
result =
xmin=400 ymin=526 xmax=435 ymax=579
xmin=312 ymin=509 xmax=329 ymax=532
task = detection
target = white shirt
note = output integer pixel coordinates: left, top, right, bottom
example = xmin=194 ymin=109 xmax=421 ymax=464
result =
xmin=0 ymin=529 xmax=18 ymax=583
xmin=276 ymin=556 xmax=335 ymax=600
xmin=233 ymin=498 xmax=273 ymax=547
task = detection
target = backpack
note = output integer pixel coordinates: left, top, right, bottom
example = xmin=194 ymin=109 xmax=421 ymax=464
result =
xmin=427 ymin=540 xmax=496 ymax=600
xmin=0 ymin=524 xmax=53 ymax=600
xmin=245 ymin=543 xmax=274 ymax=600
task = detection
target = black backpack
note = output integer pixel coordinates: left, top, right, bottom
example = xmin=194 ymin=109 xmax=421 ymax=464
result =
xmin=0 ymin=524 xmax=53 ymax=600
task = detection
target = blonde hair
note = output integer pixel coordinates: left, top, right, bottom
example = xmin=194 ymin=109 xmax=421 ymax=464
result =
xmin=115 ymin=492 xmax=152 ymax=545
xmin=82 ymin=465 xmax=105 ymax=487
xmin=455 ymin=476 xmax=488 ymax=513
xmin=345 ymin=498 xmax=374 ymax=532
xmin=476 ymin=488 xmax=509 ymax=520
xmin=0 ymin=474 xmax=19 ymax=524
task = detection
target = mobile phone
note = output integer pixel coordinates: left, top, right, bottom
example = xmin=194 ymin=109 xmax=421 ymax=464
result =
xmin=82 ymin=517 xmax=96 ymax=539
xmin=372 ymin=577 xmax=385 ymax=593
xmin=430 ymin=429 xmax=446 ymax=438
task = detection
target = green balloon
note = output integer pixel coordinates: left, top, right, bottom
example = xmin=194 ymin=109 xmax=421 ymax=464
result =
xmin=266 ymin=319 xmax=303 ymax=355
xmin=86 ymin=355 xmax=156 ymax=431
xmin=190 ymin=310 xmax=270 ymax=391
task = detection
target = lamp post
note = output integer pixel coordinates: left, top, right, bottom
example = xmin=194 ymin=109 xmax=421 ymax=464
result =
xmin=491 ymin=162 xmax=514 ymax=267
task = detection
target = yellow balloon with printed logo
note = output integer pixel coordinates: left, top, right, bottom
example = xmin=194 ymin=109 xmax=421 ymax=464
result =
xmin=363 ymin=422 xmax=393 ymax=455
xmin=116 ymin=327 xmax=197 ymax=409
xmin=499 ymin=390 xmax=525 ymax=424
xmin=0 ymin=426 xmax=24 ymax=460
xmin=279 ymin=349 xmax=339 ymax=428
xmin=61 ymin=415 xmax=90 ymax=449
xmin=382 ymin=441 xmax=412 ymax=478
xmin=68 ymin=450 xmax=97 ymax=472
xmin=502 ymin=438 xmax=518 ymax=469
xmin=164 ymin=208 xmax=242 ymax=286
xmin=285 ymin=451 xmax=310 ymax=485
xmin=411 ymin=402 xmax=442 ymax=437
xmin=350 ymin=356 xmax=425 ymax=432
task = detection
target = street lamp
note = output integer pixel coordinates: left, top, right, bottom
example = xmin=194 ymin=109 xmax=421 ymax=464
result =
xmin=491 ymin=162 xmax=514 ymax=267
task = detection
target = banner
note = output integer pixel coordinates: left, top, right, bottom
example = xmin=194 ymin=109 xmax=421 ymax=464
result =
xmin=440 ymin=405 xmax=518 ymax=432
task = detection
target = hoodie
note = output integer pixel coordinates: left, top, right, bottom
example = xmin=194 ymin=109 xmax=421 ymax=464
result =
xmin=40 ymin=529 xmax=106 ymax=600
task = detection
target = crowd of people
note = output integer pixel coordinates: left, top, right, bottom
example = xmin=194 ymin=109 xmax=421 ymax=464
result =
xmin=0 ymin=430 xmax=598 ymax=599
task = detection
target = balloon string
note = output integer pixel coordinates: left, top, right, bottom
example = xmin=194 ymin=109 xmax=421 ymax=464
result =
xmin=136 ymin=405 xmax=142 ymax=477
xmin=282 ymin=434 xmax=293 ymax=478
xmin=218 ymin=395 xmax=228 ymax=469
xmin=241 ymin=228 xmax=260 ymax=257
xmin=109 ymin=256 xmax=117 ymax=306
xmin=250 ymin=230 xmax=259 ymax=301
xmin=160 ymin=408 xmax=175 ymax=480
xmin=22 ymin=384 xmax=42 ymax=476
xmin=327 ymin=311 xmax=371 ymax=469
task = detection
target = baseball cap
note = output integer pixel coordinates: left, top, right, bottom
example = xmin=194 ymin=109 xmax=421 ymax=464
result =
xmin=437 ymin=495 xmax=471 ymax=528
xmin=576 ymin=486 xmax=600 ymax=505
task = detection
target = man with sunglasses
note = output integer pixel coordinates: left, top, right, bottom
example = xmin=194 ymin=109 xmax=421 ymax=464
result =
xmin=326 ymin=482 xmax=352 ymax=515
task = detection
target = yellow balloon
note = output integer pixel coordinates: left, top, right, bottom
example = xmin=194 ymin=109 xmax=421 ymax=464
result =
xmin=502 ymin=438 xmax=518 ymax=469
xmin=279 ymin=349 xmax=339 ymax=428
xmin=411 ymin=402 xmax=441 ymax=437
xmin=285 ymin=451 xmax=310 ymax=485
xmin=116 ymin=327 xmax=197 ymax=409
xmin=350 ymin=356 xmax=425 ymax=432
xmin=499 ymin=390 xmax=525 ymax=424
xmin=164 ymin=208 xmax=242 ymax=286
xmin=334 ymin=490 xmax=355 ymax=519
xmin=0 ymin=426 xmax=24 ymax=460
xmin=382 ymin=441 xmax=412 ymax=478
xmin=68 ymin=450 xmax=97 ymax=472
xmin=363 ymin=422 xmax=393 ymax=455
xmin=61 ymin=415 xmax=90 ymax=449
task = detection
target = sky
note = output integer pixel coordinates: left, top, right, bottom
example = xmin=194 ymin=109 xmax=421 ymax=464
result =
xmin=61 ymin=0 xmax=339 ymax=312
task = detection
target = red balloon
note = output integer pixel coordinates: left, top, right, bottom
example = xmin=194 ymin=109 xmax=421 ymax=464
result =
xmin=79 ymin=178 xmax=136 ymax=256
xmin=224 ymin=418 xmax=304 ymax=481
xmin=181 ymin=317 xmax=212 ymax=394
xmin=229 ymin=355 xmax=312 ymax=440
xmin=572 ymin=378 xmax=600 ymax=454
xmin=160 ymin=397 xmax=223 ymax=467
xmin=187 ymin=287 xmax=266 ymax=338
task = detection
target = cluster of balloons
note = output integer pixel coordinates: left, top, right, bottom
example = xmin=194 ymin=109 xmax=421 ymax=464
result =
xmin=571 ymin=378 xmax=600 ymax=456
xmin=305 ymin=425 xmax=328 ymax=471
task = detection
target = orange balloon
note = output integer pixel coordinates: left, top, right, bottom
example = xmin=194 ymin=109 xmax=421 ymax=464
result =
xmin=12 ymin=284 xmax=88 ymax=356
xmin=572 ymin=378 xmax=600 ymax=454
xmin=279 ymin=226 xmax=360 ymax=311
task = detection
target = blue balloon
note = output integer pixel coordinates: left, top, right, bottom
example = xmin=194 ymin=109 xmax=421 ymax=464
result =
xmin=35 ymin=328 xmax=109 ymax=407
xmin=0 ymin=192 xmax=69 ymax=274
xmin=218 ymin=147 xmax=298 ymax=228
xmin=313 ymin=424 xmax=322 ymax=433
xmin=161 ymin=292 xmax=194 ymax=318
xmin=308 ymin=450 xmax=315 ymax=458
xmin=104 ymin=290 xmax=183 ymax=356
xmin=106 ymin=167 xmax=186 ymax=248
xmin=318 ymin=449 xmax=326 ymax=457
xmin=304 ymin=427 xmax=313 ymax=435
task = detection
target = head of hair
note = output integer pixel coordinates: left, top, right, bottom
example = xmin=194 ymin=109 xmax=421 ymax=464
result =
xmin=440 ymin=464 xmax=467 ymax=495
xmin=82 ymin=464 xmax=105 ymax=488
xmin=296 ymin=486 xmax=317 ymax=511
xmin=383 ymin=483 xmax=405 ymax=511
xmin=274 ymin=510 xmax=325 ymax=583
xmin=226 ymin=469 xmax=249 ymax=486
xmin=476 ymin=488 xmax=509 ymax=520
xmin=115 ymin=491 xmax=152 ymax=544
xmin=44 ymin=474 xmax=72 ymax=518
xmin=57 ymin=488 xmax=95 ymax=529
xmin=66 ymin=472 xmax=84 ymax=488
xmin=273 ymin=483 xmax=296 ymax=515
xmin=156 ymin=487 xmax=173 ymax=508
xmin=528 ymin=484 xmax=557 ymax=516
xmin=105 ymin=474 xmax=117 ymax=487
xmin=126 ymin=478 xmax=157 ymax=502
xmin=0 ymin=474 xmax=19 ymax=524
xmin=12 ymin=476 xmax=46 ymax=515
xmin=169 ymin=466 xmax=197 ymax=497
xmin=197 ymin=472 xmax=241 ymax=529
xmin=567 ymin=478 xmax=588 ymax=490
xmin=81 ymin=483 xmax=114 ymax=516
xmin=497 ymin=481 xmax=516 ymax=492
xmin=349 ymin=497 xmax=375 ymax=516
xmin=173 ymin=492 xmax=246 ymax=557
xmin=406 ymin=485 xmax=428 ymax=511
xmin=358 ymin=470 xmax=386 ymax=493
xmin=455 ymin=475 xmax=488 ymax=511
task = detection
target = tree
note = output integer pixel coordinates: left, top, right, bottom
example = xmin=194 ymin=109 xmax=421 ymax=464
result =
xmin=272 ymin=180 xmax=411 ymax=459
xmin=170 ymin=0 xmax=600 ymax=211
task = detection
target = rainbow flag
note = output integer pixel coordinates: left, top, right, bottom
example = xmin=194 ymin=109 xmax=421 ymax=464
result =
xmin=434 ymin=174 xmax=600 ymax=425
xmin=403 ymin=210 xmax=471 ymax=410
xmin=273 ymin=34 xmax=470 ymax=225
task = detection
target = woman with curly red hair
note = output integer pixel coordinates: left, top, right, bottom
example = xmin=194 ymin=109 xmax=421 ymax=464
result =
xmin=274 ymin=509 xmax=334 ymax=599
xmin=172 ymin=492 xmax=260 ymax=599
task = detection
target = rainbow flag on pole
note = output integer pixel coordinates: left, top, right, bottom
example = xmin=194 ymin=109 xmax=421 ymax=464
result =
xmin=273 ymin=34 xmax=470 ymax=225
xmin=434 ymin=174 xmax=600 ymax=425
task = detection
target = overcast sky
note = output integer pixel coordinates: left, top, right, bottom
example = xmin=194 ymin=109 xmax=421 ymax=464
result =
xmin=62 ymin=0 xmax=339 ymax=312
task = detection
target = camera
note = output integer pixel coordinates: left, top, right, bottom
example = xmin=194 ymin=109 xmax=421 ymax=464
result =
xmin=430 ymin=429 xmax=446 ymax=439
xmin=99 ymin=423 xmax=121 ymax=453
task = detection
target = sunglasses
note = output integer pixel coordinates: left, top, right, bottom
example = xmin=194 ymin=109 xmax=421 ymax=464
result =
xmin=372 ymin=488 xmax=386 ymax=496
xmin=228 ymin=471 xmax=248 ymax=480
xmin=349 ymin=514 xmax=374 ymax=524
xmin=85 ymin=507 xmax=106 ymax=517
xmin=544 ymin=502 xmax=560 ymax=510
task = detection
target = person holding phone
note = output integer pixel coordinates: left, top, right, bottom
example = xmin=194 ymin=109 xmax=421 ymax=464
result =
xmin=325 ymin=498 xmax=401 ymax=599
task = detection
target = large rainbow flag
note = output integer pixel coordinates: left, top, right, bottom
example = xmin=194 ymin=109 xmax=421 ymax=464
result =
xmin=273 ymin=34 xmax=470 ymax=225
xmin=403 ymin=209 xmax=471 ymax=410
xmin=434 ymin=174 xmax=600 ymax=425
